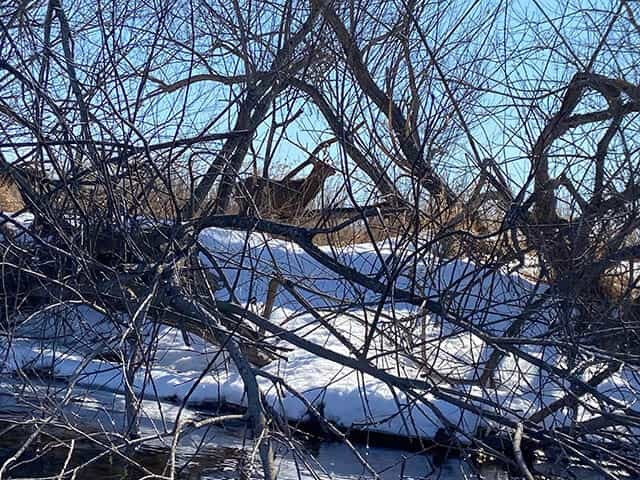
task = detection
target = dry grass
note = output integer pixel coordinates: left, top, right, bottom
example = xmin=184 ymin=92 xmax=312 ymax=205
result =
xmin=306 ymin=204 xmax=505 ymax=252
xmin=0 ymin=174 xmax=26 ymax=212
xmin=308 ymin=213 xmax=415 ymax=246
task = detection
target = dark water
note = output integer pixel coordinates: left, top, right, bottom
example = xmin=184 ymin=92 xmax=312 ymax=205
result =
xmin=0 ymin=422 xmax=457 ymax=479
xmin=0 ymin=425 xmax=478 ymax=480
xmin=0 ymin=427 xmax=246 ymax=479
xmin=0 ymin=379 xmax=585 ymax=480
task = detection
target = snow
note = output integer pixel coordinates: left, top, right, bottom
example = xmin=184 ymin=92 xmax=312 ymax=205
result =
xmin=1 ymin=226 xmax=638 ymax=445
xmin=0 ymin=212 xmax=34 ymax=243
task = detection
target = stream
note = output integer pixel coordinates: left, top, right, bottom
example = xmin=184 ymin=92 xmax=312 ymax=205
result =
xmin=0 ymin=378 xmax=590 ymax=479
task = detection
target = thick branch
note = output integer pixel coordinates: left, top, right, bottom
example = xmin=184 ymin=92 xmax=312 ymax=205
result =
xmin=291 ymin=78 xmax=398 ymax=198
xmin=311 ymin=0 xmax=454 ymax=204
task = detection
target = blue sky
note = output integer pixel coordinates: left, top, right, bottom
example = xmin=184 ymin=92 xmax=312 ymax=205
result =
xmin=1 ymin=0 xmax=635 ymax=208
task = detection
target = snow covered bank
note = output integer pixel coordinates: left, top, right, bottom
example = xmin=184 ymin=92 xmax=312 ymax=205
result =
xmin=1 ymin=227 xmax=638 ymax=444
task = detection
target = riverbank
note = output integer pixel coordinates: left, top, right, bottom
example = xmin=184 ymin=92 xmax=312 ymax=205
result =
xmin=1 ymin=227 xmax=638 ymax=469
